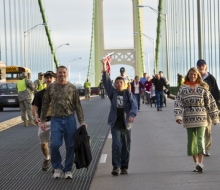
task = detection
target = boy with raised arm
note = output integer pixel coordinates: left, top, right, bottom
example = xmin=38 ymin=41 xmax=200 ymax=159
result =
xmin=101 ymin=58 xmax=138 ymax=176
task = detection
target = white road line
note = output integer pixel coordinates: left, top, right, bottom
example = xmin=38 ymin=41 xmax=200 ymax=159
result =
xmin=100 ymin=154 xmax=107 ymax=163
xmin=108 ymin=134 xmax=112 ymax=138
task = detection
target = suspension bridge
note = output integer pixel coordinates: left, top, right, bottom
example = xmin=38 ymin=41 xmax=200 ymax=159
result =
xmin=1 ymin=0 xmax=219 ymax=86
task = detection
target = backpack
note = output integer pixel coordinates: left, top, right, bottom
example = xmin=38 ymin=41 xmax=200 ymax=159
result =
xmin=74 ymin=125 xmax=92 ymax=169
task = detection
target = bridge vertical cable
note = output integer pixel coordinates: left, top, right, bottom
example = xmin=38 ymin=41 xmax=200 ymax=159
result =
xmin=1 ymin=0 xmax=55 ymax=80
xmin=87 ymin=0 xmax=96 ymax=83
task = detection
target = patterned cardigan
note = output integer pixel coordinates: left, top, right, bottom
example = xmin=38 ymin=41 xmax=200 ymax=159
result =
xmin=174 ymin=84 xmax=219 ymax=128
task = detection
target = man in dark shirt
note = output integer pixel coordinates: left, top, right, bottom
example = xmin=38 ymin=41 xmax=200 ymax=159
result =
xmin=32 ymin=71 xmax=56 ymax=171
xmin=197 ymin=59 xmax=220 ymax=156
xmin=151 ymin=74 xmax=168 ymax=111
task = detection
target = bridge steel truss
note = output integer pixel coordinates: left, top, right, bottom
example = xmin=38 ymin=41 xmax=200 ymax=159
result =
xmin=88 ymin=0 xmax=145 ymax=86
xmin=158 ymin=0 xmax=220 ymax=86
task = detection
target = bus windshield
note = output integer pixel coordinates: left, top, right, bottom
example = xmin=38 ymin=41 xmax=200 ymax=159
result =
xmin=6 ymin=66 xmax=31 ymax=82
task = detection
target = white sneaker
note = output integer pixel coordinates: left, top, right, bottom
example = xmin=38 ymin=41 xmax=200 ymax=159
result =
xmin=65 ymin=171 xmax=73 ymax=179
xmin=53 ymin=169 xmax=62 ymax=179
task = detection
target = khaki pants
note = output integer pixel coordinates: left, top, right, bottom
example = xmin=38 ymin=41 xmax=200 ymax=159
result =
xmin=19 ymin=99 xmax=33 ymax=121
xmin=205 ymin=114 xmax=212 ymax=151
xmin=141 ymin=91 xmax=146 ymax=103
xmin=85 ymin=88 xmax=91 ymax=99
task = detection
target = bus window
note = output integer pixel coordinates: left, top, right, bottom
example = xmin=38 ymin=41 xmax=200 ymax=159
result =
xmin=6 ymin=73 xmax=12 ymax=79
xmin=12 ymin=73 xmax=18 ymax=78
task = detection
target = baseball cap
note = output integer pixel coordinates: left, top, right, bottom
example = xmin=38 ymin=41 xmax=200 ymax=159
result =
xmin=38 ymin=72 xmax=44 ymax=76
xmin=120 ymin=67 xmax=125 ymax=73
xmin=44 ymin=71 xmax=56 ymax=77
xmin=197 ymin=59 xmax=206 ymax=66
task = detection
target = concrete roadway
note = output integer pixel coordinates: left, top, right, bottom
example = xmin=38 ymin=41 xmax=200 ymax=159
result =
xmin=90 ymin=98 xmax=220 ymax=190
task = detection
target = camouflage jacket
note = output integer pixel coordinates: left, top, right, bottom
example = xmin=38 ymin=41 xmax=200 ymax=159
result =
xmin=17 ymin=79 xmax=35 ymax=101
xmin=40 ymin=82 xmax=85 ymax=123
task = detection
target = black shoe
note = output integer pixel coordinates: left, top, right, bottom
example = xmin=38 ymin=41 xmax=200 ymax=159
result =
xmin=142 ymin=101 xmax=144 ymax=104
xmin=120 ymin=168 xmax=128 ymax=175
xmin=196 ymin=164 xmax=203 ymax=172
xmin=157 ymin=108 xmax=159 ymax=111
xmin=42 ymin=159 xmax=50 ymax=171
xmin=111 ymin=168 xmax=120 ymax=176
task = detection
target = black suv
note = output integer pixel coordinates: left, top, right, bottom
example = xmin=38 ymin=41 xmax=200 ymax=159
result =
xmin=0 ymin=83 xmax=19 ymax=111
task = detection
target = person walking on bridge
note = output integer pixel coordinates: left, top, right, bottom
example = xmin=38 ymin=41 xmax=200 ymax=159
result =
xmin=130 ymin=76 xmax=144 ymax=111
xmin=84 ymin=79 xmax=91 ymax=100
xmin=32 ymin=71 xmax=56 ymax=171
xmin=151 ymin=73 xmax=168 ymax=111
xmin=101 ymin=58 xmax=138 ymax=176
xmin=174 ymin=67 xmax=219 ymax=172
xmin=17 ymin=72 xmax=36 ymax=126
xmin=140 ymin=72 xmax=148 ymax=104
xmin=34 ymin=72 xmax=46 ymax=94
xmin=197 ymin=59 xmax=220 ymax=157
xmin=40 ymin=66 xmax=87 ymax=179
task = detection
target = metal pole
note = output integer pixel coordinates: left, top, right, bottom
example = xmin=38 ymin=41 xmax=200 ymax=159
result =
xmin=68 ymin=62 xmax=70 ymax=81
xmin=165 ymin=14 xmax=170 ymax=82
xmin=78 ymin=72 xmax=80 ymax=84
xmin=51 ymin=52 xmax=53 ymax=71
xmin=153 ymin=39 xmax=156 ymax=74
xmin=24 ymin=32 xmax=26 ymax=67
xmin=148 ymin=54 xmax=150 ymax=75
xmin=197 ymin=0 xmax=203 ymax=59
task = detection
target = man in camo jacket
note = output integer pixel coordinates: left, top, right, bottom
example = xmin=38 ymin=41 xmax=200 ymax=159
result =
xmin=17 ymin=72 xmax=36 ymax=126
xmin=40 ymin=66 xmax=87 ymax=179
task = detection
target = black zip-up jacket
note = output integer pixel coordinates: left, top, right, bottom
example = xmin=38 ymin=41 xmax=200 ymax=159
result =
xmin=204 ymin=72 xmax=220 ymax=103
xmin=151 ymin=77 xmax=168 ymax=91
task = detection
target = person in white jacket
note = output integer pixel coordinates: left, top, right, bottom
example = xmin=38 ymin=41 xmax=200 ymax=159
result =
xmin=174 ymin=67 xmax=219 ymax=173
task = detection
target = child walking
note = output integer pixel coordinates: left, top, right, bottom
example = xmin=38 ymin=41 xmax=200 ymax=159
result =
xmin=101 ymin=58 xmax=138 ymax=176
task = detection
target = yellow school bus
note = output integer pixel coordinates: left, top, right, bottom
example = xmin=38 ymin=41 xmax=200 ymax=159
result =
xmin=6 ymin=66 xmax=31 ymax=82
xmin=0 ymin=61 xmax=6 ymax=83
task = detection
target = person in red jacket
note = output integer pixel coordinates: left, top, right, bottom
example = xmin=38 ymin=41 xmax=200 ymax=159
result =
xmin=144 ymin=76 xmax=152 ymax=105
xmin=130 ymin=76 xmax=144 ymax=111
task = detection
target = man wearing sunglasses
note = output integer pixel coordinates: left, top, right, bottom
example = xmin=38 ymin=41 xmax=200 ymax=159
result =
xmin=32 ymin=71 xmax=56 ymax=171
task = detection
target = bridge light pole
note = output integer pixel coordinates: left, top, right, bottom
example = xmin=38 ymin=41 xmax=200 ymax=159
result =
xmin=24 ymin=23 xmax=47 ymax=68
xmin=52 ymin=43 xmax=70 ymax=71
xmin=137 ymin=5 xmax=170 ymax=81
xmin=197 ymin=0 xmax=203 ymax=59
xmin=67 ymin=57 xmax=83 ymax=81
xmin=134 ymin=32 xmax=155 ymax=76
xmin=78 ymin=66 xmax=89 ymax=84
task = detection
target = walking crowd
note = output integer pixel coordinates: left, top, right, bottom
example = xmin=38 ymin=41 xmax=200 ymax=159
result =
xmin=14 ymin=57 xmax=220 ymax=180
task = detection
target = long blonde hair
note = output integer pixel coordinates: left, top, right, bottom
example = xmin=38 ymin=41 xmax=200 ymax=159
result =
xmin=184 ymin=67 xmax=209 ymax=90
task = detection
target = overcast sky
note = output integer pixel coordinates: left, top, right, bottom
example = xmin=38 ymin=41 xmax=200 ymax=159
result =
xmin=43 ymin=0 xmax=159 ymax=84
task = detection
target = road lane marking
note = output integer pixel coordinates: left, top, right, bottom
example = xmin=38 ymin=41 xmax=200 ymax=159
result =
xmin=100 ymin=154 xmax=107 ymax=163
xmin=108 ymin=134 xmax=112 ymax=138
xmin=0 ymin=97 xmax=87 ymax=132
xmin=0 ymin=116 xmax=22 ymax=132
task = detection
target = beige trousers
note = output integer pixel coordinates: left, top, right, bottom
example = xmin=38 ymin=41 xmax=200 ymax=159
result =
xmin=141 ymin=91 xmax=146 ymax=103
xmin=205 ymin=114 xmax=212 ymax=151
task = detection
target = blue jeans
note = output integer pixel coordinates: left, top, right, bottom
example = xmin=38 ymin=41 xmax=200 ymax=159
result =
xmin=155 ymin=90 xmax=164 ymax=108
xmin=133 ymin=94 xmax=140 ymax=110
xmin=111 ymin=124 xmax=131 ymax=169
xmin=50 ymin=115 xmax=77 ymax=172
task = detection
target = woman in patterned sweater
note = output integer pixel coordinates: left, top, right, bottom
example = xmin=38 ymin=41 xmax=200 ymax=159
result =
xmin=174 ymin=67 xmax=219 ymax=173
